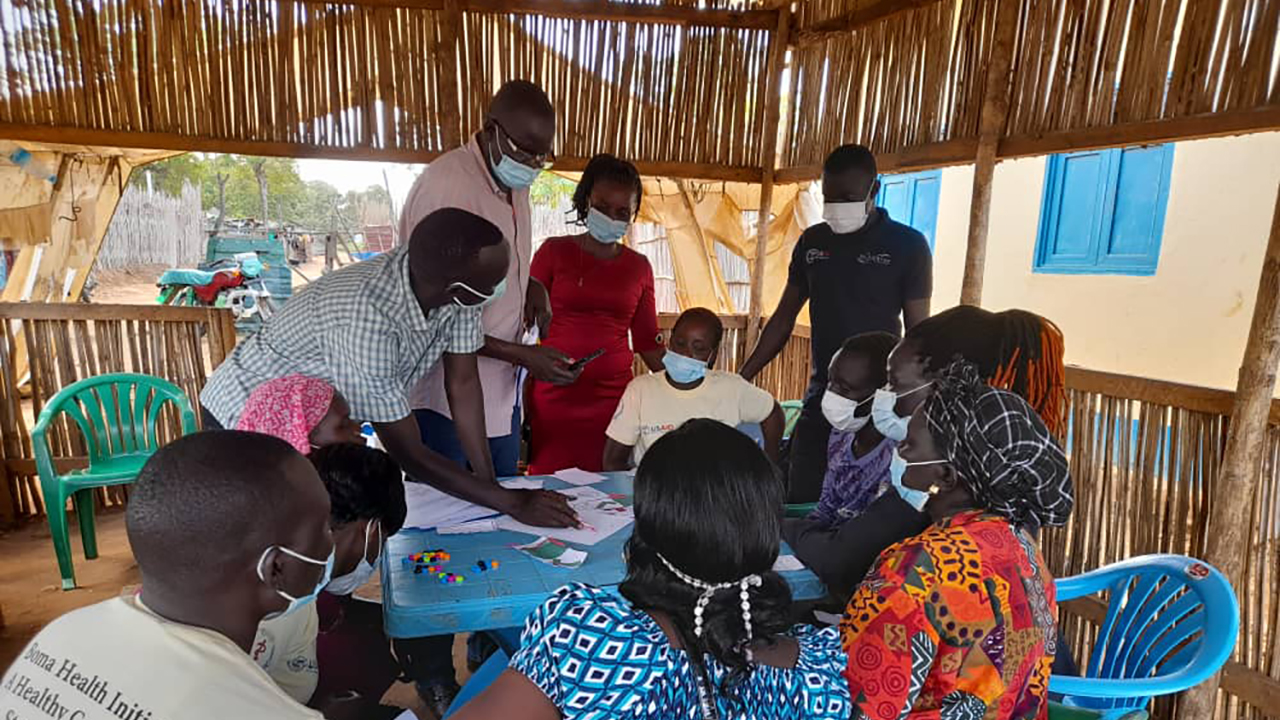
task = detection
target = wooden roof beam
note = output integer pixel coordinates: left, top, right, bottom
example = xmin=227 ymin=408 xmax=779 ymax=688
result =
xmin=336 ymin=0 xmax=778 ymax=28
xmin=793 ymin=0 xmax=944 ymax=45
xmin=0 ymin=123 xmax=762 ymax=182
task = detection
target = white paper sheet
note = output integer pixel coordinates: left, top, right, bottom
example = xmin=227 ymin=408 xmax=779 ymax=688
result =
xmin=552 ymin=467 xmax=607 ymax=486
xmin=772 ymin=555 xmax=805 ymax=572
xmin=495 ymin=486 xmax=634 ymax=545
xmin=402 ymin=477 xmax=543 ymax=530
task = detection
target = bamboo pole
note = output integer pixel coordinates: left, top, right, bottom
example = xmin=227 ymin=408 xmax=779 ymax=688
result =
xmin=1180 ymin=182 xmax=1280 ymax=719
xmin=746 ymin=7 xmax=790 ymax=352
xmin=959 ymin=0 xmax=1019 ymax=307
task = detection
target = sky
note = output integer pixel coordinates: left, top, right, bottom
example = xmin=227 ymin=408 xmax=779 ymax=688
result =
xmin=295 ymin=159 xmax=422 ymax=210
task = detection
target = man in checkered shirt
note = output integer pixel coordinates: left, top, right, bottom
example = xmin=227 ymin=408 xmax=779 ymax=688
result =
xmin=200 ymin=208 xmax=577 ymax=528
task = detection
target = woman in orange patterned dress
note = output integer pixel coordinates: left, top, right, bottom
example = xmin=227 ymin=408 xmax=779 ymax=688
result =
xmin=840 ymin=360 xmax=1073 ymax=720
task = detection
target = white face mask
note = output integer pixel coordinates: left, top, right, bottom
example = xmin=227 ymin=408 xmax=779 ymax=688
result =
xmin=256 ymin=544 xmax=334 ymax=619
xmin=820 ymin=390 xmax=871 ymax=433
xmin=823 ymin=199 xmax=870 ymax=234
xmin=325 ymin=520 xmax=381 ymax=596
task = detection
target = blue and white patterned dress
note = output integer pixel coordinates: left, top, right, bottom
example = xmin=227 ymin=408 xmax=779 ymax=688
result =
xmin=510 ymin=584 xmax=852 ymax=720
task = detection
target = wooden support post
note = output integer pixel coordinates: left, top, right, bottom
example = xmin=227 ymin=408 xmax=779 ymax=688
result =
xmin=746 ymin=7 xmax=791 ymax=353
xmin=1180 ymin=182 xmax=1280 ymax=718
xmin=959 ymin=0 xmax=1019 ymax=306
xmin=436 ymin=0 xmax=463 ymax=149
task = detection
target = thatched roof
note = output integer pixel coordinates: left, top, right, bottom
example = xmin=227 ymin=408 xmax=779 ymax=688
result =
xmin=0 ymin=0 xmax=1274 ymax=181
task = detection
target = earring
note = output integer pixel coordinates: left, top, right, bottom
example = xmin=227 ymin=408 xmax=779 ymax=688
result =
xmin=928 ymin=484 xmax=940 ymax=495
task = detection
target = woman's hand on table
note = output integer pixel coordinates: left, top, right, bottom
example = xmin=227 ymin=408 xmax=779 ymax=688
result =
xmin=518 ymin=344 xmax=582 ymax=385
xmin=506 ymin=488 xmax=581 ymax=528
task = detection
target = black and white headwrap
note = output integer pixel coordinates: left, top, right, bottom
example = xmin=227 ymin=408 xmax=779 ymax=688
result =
xmin=923 ymin=360 xmax=1073 ymax=530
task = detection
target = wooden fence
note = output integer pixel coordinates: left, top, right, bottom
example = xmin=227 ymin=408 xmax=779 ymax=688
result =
xmin=1045 ymin=368 xmax=1280 ymax=720
xmin=94 ymin=182 xmax=205 ymax=271
xmin=0 ymin=303 xmax=237 ymax=524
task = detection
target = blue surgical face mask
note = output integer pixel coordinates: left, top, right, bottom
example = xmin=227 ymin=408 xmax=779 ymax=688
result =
xmin=257 ymin=544 xmax=335 ymax=618
xmin=871 ymin=382 xmax=933 ymax=441
xmin=325 ymin=520 xmax=381 ymax=597
xmin=586 ymin=207 xmax=630 ymax=245
xmin=493 ymin=153 xmax=541 ymax=189
xmin=663 ymin=350 xmax=708 ymax=384
xmin=889 ymin=448 xmax=946 ymax=512
xmin=450 ymin=277 xmax=507 ymax=309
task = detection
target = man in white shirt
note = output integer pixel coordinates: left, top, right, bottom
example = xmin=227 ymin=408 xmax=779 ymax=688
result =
xmin=603 ymin=308 xmax=785 ymax=469
xmin=0 ymin=431 xmax=333 ymax=720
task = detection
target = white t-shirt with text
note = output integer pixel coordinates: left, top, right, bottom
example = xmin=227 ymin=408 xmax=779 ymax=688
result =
xmin=0 ymin=596 xmax=322 ymax=720
xmin=605 ymin=369 xmax=776 ymax=464
xmin=252 ymin=603 xmax=319 ymax=704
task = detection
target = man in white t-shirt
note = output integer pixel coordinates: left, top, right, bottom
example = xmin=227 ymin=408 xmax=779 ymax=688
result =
xmin=0 ymin=431 xmax=334 ymax=720
xmin=603 ymin=308 xmax=785 ymax=469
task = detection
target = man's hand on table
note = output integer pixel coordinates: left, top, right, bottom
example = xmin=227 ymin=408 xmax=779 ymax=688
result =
xmin=517 ymin=344 xmax=581 ymax=386
xmin=505 ymin=488 xmax=580 ymax=528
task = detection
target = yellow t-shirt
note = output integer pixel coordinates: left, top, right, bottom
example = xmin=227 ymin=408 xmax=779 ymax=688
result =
xmin=605 ymin=369 xmax=776 ymax=464
xmin=252 ymin=603 xmax=319 ymax=704
xmin=0 ymin=596 xmax=322 ymax=720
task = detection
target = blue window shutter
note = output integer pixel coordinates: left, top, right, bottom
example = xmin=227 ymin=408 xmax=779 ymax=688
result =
xmin=878 ymin=170 xmax=941 ymax=250
xmin=1036 ymin=150 xmax=1111 ymax=270
xmin=1034 ymin=145 xmax=1171 ymax=275
xmin=909 ymin=173 xmax=941 ymax=250
xmin=878 ymin=176 xmax=912 ymax=224
xmin=1099 ymin=145 xmax=1173 ymax=274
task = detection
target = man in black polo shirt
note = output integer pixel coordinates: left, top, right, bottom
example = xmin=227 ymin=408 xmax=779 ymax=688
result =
xmin=740 ymin=144 xmax=931 ymax=502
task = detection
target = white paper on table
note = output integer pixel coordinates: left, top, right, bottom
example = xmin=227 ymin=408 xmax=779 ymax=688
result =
xmin=552 ymin=467 xmax=606 ymax=486
xmin=496 ymin=486 xmax=634 ymax=546
xmin=436 ymin=519 xmax=499 ymax=535
xmin=772 ymin=555 xmax=805 ymax=572
xmin=402 ymin=477 xmax=543 ymax=530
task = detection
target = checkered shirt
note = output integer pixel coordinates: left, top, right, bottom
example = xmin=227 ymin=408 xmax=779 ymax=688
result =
xmin=200 ymin=246 xmax=484 ymax=426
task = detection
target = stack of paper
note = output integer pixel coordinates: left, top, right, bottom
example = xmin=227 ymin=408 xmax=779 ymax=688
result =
xmin=551 ymin=468 xmax=606 ymax=486
xmin=402 ymin=477 xmax=543 ymax=531
xmin=495 ymin=486 xmax=634 ymax=546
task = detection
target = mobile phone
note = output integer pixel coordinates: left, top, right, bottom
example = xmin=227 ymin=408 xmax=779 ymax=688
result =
xmin=568 ymin=348 xmax=605 ymax=372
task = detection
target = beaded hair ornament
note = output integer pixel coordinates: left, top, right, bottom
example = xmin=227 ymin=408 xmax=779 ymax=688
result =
xmin=657 ymin=553 xmax=764 ymax=661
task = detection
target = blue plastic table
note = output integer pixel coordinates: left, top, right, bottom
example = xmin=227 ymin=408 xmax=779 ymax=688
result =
xmin=382 ymin=472 xmax=826 ymax=639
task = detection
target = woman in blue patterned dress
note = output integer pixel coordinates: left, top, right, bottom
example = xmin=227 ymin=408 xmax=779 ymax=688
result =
xmin=451 ymin=419 xmax=852 ymax=720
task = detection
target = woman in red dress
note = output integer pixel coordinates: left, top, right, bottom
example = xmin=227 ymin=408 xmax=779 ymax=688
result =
xmin=528 ymin=154 xmax=665 ymax=473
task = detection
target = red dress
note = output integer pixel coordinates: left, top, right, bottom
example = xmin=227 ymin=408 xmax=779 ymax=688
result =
xmin=527 ymin=236 xmax=663 ymax=473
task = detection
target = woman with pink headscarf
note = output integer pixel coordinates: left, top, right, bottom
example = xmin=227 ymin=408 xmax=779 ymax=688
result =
xmin=237 ymin=375 xmax=406 ymax=719
xmin=235 ymin=374 xmax=364 ymax=453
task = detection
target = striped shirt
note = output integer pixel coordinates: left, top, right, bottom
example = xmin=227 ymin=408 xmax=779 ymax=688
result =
xmin=200 ymin=246 xmax=484 ymax=426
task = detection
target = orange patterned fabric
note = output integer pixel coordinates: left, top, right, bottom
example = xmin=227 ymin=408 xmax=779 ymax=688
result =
xmin=840 ymin=511 xmax=1057 ymax=720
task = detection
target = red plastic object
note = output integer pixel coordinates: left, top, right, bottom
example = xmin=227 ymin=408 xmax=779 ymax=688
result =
xmin=192 ymin=270 xmax=244 ymax=304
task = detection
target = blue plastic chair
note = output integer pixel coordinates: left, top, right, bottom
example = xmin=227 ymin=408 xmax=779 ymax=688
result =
xmin=444 ymin=648 xmax=510 ymax=717
xmin=1050 ymin=554 xmax=1239 ymax=719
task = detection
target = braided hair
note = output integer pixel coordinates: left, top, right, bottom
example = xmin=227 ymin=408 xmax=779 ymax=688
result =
xmin=571 ymin=153 xmax=643 ymax=223
xmin=903 ymin=306 xmax=1066 ymax=436
xmin=620 ymin=419 xmax=793 ymax=706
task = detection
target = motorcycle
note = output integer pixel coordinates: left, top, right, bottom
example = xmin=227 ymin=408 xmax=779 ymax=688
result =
xmin=156 ymin=251 xmax=277 ymax=321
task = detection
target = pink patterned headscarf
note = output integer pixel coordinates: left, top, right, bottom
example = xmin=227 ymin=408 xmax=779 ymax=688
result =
xmin=236 ymin=374 xmax=336 ymax=454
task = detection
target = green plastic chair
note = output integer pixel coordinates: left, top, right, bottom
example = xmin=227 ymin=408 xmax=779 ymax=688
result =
xmin=33 ymin=373 xmax=197 ymax=589
xmin=780 ymin=399 xmax=804 ymax=439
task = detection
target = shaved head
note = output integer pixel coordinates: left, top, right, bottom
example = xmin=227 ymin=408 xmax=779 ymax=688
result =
xmin=484 ymin=80 xmax=556 ymax=161
xmin=127 ymin=431 xmax=327 ymax=593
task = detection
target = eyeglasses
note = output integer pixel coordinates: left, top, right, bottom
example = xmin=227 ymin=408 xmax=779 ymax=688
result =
xmin=494 ymin=121 xmax=555 ymax=169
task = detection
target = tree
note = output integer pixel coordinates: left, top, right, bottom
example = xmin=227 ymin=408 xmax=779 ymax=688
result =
xmin=250 ymin=158 xmax=269 ymax=225
xmin=129 ymin=154 xmax=208 ymax=196
xmin=530 ymin=171 xmax=575 ymax=208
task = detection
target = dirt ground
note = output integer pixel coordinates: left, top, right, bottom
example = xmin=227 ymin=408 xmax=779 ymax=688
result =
xmin=2 ymin=251 xmax=455 ymax=715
